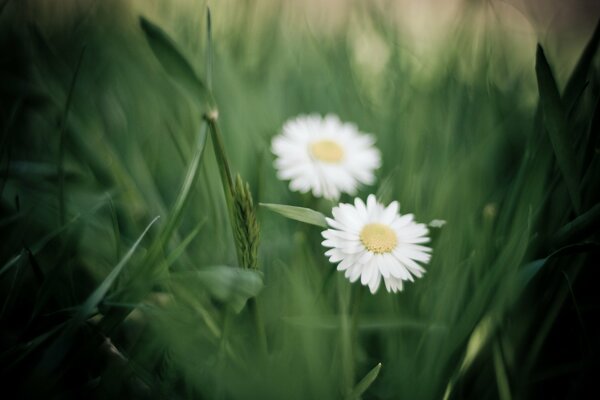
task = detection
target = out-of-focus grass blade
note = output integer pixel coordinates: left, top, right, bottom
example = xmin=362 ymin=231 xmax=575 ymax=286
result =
xmin=375 ymin=168 xmax=396 ymax=204
xmin=0 ymin=200 xmax=107 ymax=277
xmin=144 ymin=123 xmax=208 ymax=270
xmin=34 ymin=216 xmax=159 ymax=373
xmin=553 ymin=202 xmax=600 ymax=246
xmin=0 ymin=321 xmax=68 ymax=369
xmin=205 ymin=7 xmax=213 ymax=91
xmin=0 ymin=98 xmax=23 ymax=197
xmin=206 ymin=120 xmax=236 ymax=223
xmin=346 ymin=362 xmax=382 ymax=400
xmin=76 ymin=216 xmax=160 ymax=322
xmin=27 ymin=24 xmax=69 ymax=80
xmin=0 ymin=161 xmax=78 ymax=181
xmin=582 ymin=95 xmax=600 ymax=171
xmin=164 ymin=221 xmax=205 ymax=270
xmin=535 ymin=45 xmax=582 ymax=214
xmin=0 ymin=249 xmax=27 ymax=320
xmin=493 ymin=342 xmax=512 ymax=400
xmin=282 ymin=315 xmax=446 ymax=332
xmin=139 ymin=16 xmax=210 ymax=107
xmin=98 ymin=123 xmax=209 ymax=335
xmin=172 ymin=265 xmax=264 ymax=313
xmin=563 ymin=19 xmax=600 ymax=111
xmin=260 ymin=203 xmax=328 ymax=228
xmin=57 ymin=46 xmax=85 ymax=226
xmin=520 ymin=241 xmax=597 ymax=286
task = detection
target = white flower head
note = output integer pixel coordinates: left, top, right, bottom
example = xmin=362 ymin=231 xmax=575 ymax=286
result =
xmin=322 ymin=195 xmax=432 ymax=294
xmin=271 ymin=114 xmax=381 ymax=200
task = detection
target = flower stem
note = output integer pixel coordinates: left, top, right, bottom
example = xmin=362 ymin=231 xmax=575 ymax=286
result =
xmin=205 ymin=113 xmax=268 ymax=357
xmin=337 ymin=275 xmax=355 ymax=396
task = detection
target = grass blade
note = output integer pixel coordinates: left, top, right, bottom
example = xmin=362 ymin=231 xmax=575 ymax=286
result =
xmin=493 ymin=342 xmax=512 ymax=400
xmin=535 ymin=45 xmax=582 ymax=214
xmin=205 ymin=7 xmax=213 ymax=92
xmin=375 ymin=168 xmax=397 ymax=205
xmin=164 ymin=220 xmax=205 ymax=270
xmin=33 ymin=216 xmax=159 ymax=374
xmin=0 ymin=201 xmax=107 ymax=277
xmin=57 ymin=46 xmax=85 ymax=226
xmin=77 ymin=215 xmax=160 ymax=321
xmin=260 ymin=203 xmax=328 ymax=228
xmin=347 ymin=362 xmax=382 ymax=400
xmin=520 ymin=242 xmax=597 ymax=286
xmin=140 ymin=16 xmax=210 ymax=107
xmin=553 ymin=202 xmax=600 ymax=246
xmin=563 ymin=19 xmax=600 ymax=111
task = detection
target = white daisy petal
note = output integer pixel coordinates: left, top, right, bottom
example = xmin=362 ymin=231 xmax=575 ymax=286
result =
xmin=369 ymin=270 xmax=382 ymax=294
xmin=358 ymin=250 xmax=374 ymax=265
xmin=361 ymin=260 xmax=375 ymax=285
xmin=271 ymin=114 xmax=381 ymax=200
xmin=322 ymin=195 xmax=433 ymax=294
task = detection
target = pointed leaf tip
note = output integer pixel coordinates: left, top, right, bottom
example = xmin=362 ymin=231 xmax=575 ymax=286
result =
xmin=139 ymin=16 xmax=209 ymax=106
xmin=347 ymin=362 xmax=382 ymax=399
xmin=260 ymin=203 xmax=328 ymax=228
xmin=535 ymin=43 xmax=582 ymax=214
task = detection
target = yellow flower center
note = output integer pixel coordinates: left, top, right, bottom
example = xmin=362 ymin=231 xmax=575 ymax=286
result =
xmin=309 ymin=139 xmax=344 ymax=163
xmin=360 ymin=223 xmax=397 ymax=254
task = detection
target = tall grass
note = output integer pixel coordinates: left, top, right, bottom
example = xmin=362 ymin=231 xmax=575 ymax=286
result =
xmin=1 ymin=1 xmax=598 ymax=398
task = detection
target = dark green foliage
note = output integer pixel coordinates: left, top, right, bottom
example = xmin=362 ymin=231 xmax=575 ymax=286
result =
xmin=0 ymin=2 xmax=598 ymax=399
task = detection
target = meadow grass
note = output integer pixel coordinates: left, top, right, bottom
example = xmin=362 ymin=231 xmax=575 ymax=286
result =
xmin=1 ymin=1 xmax=599 ymax=398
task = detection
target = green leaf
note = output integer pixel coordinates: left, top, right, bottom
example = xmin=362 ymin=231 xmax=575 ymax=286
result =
xmin=260 ymin=203 xmax=328 ymax=228
xmin=76 ymin=216 xmax=160 ymax=322
xmin=520 ymin=242 xmax=597 ymax=286
xmin=139 ymin=16 xmax=209 ymax=106
xmin=563 ymin=19 xmax=600 ymax=111
xmin=164 ymin=221 xmax=205 ymax=270
xmin=173 ymin=266 xmax=264 ymax=313
xmin=33 ymin=216 xmax=159 ymax=373
xmin=553 ymin=202 xmax=600 ymax=246
xmin=347 ymin=362 xmax=382 ymax=400
xmin=493 ymin=342 xmax=511 ymax=400
xmin=535 ymin=45 xmax=582 ymax=214
xmin=143 ymin=122 xmax=208 ymax=273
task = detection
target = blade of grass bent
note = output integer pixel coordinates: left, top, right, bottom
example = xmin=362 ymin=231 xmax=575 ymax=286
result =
xmin=535 ymin=45 xmax=582 ymax=214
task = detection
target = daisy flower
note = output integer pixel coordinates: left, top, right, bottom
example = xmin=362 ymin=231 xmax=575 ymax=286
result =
xmin=271 ymin=114 xmax=381 ymax=200
xmin=322 ymin=195 xmax=432 ymax=294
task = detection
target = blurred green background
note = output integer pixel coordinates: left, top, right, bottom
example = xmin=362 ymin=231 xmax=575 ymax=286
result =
xmin=1 ymin=0 xmax=599 ymax=398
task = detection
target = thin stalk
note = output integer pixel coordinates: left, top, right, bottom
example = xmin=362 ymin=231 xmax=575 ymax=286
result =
xmin=216 ymin=309 xmax=233 ymax=400
xmin=203 ymin=7 xmax=266 ymax=357
xmin=337 ymin=275 xmax=355 ymax=396
xmin=205 ymin=115 xmax=268 ymax=356
xmin=205 ymin=116 xmax=242 ymax=265
xmin=350 ymin=284 xmax=363 ymax=343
